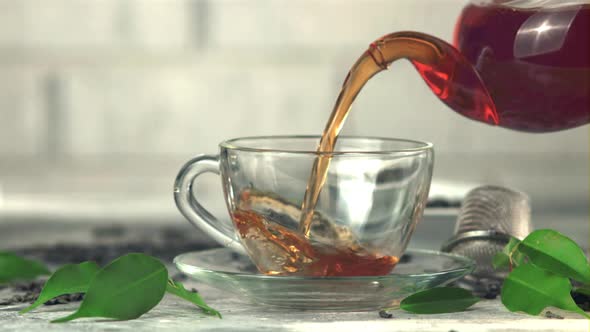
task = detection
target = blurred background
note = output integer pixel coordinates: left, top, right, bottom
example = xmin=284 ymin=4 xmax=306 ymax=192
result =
xmin=0 ymin=0 xmax=587 ymax=248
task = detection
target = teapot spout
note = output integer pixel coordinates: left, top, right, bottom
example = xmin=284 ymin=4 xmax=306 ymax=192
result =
xmin=368 ymin=31 xmax=499 ymax=126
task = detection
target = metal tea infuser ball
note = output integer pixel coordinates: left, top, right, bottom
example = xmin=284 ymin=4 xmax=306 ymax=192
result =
xmin=441 ymin=185 xmax=532 ymax=298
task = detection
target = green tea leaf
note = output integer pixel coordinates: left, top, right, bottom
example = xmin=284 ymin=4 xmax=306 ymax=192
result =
xmin=501 ymin=263 xmax=589 ymax=318
xmin=519 ymin=229 xmax=590 ymax=283
xmin=52 ymin=253 xmax=167 ymax=323
xmin=492 ymin=237 xmax=525 ymax=270
xmin=492 ymin=252 xmax=510 ymax=270
xmin=20 ymin=261 xmax=100 ymax=314
xmin=0 ymin=252 xmax=50 ymax=284
xmin=400 ymin=287 xmax=479 ymax=314
xmin=166 ymin=279 xmax=221 ymax=318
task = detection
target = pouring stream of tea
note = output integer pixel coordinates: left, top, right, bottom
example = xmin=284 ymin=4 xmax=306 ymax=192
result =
xmin=298 ymin=31 xmax=498 ymax=236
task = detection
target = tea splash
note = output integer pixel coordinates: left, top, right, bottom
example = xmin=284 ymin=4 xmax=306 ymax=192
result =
xmin=233 ymin=209 xmax=398 ymax=277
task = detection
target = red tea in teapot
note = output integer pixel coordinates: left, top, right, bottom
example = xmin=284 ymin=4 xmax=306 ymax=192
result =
xmin=455 ymin=2 xmax=590 ymax=132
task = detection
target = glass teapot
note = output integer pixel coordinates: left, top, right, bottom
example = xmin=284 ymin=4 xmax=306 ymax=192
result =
xmin=364 ymin=0 xmax=589 ymax=132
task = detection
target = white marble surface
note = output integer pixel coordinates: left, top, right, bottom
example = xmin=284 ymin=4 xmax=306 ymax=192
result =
xmin=1 ymin=282 xmax=588 ymax=332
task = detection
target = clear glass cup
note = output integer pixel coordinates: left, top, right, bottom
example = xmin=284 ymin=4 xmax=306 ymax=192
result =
xmin=174 ymin=136 xmax=434 ymax=277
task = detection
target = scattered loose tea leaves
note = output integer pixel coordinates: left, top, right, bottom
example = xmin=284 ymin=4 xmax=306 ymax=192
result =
xmin=400 ymin=287 xmax=479 ymax=314
xmin=13 ymin=225 xmax=216 ymax=266
xmin=0 ymin=293 xmax=35 ymax=305
xmin=44 ymin=293 xmax=85 ymax=306
xmin=378 ymin=310 xmax=393 ymax=318
xmin=12 ymin=280 xmax=45 ymax=292
xmin=1 ymin=280 xmax=84 ymax=307
xmin=52 ymin=253 xmax=167 ymax=323
xmin=20 ymin=261 xmax=100 ymax=313
xmin=544 ymin=311 xmax=564 ymax=319
xmin=166 ymin=279 xmax=221 ymax=318
xmin=572 ymin=288 xmax=590 ymax=312
xmin=0 ymin=281 xmax=43 ymax=305
xmin=573 ymin=285 xmax=590 ymax=297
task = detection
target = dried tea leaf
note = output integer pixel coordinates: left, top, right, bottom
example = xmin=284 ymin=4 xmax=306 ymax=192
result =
xmin=20 ymin=261 xmax=100 ymax=313
xmin=52 ymin=254 xmax=167 ymax=323
xmin=501 ymin=263 xmax=589 ymax=318
xmin=400 ymin=287 xmax=479 ymax=314
xmin=573 ymin=285 xmax=590 ymax=297
xmin=0 ymin=252 xmax=50 ymax=284
xmin=166 ymin=279 xmax=221 ymax=318
xmin=520 ymin=229 xmax=590 ymax=283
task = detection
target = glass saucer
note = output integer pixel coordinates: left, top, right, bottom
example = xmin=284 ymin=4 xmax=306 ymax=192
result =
xmin=174 ymin=248 xmax=474 ymax=311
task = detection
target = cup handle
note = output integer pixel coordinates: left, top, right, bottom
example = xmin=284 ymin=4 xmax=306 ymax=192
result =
xmin=174 ymin=155 xmax=246 ymax=254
